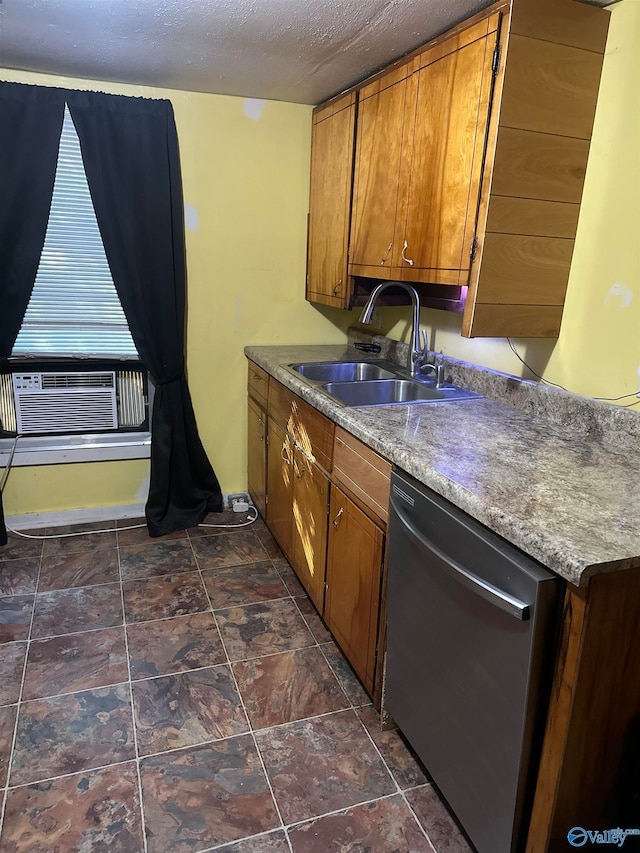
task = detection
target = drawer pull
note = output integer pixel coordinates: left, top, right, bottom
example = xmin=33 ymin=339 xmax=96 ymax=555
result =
xmin=333 ymin=507 xmax=344 ymax=529
xmin=402 ymin=240 xmax=414 ymax=266
xmin=252 ymin=372 xmax=263 ymax=381
xmin=333 ymin=280 xmax=342 ymax=295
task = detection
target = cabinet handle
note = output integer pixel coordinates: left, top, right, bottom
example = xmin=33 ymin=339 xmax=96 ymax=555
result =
xmin=380 ymin=242 xmax=393 ymax=265
xmin=252 ymin=372 xmax=262 ymax=381
xmin=281 ymin=443 xmax=291 ymax=465
xmin=332 ymin=506 xmax=344 ymax=529
xmin=333 ymin=280 xmax=342 ymax=295
xmin=257 ymin=417 xmax=264 ymax=442
xmin=401 ymin=240 xmax=414 ymax=266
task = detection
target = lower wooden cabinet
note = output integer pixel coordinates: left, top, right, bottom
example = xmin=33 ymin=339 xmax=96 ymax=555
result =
xmin=247 ymin=396 xmax=267 ymax=518
xmin=266 ymin=416 xmax=295 ymax=559
xmin=324 ymin=486 xmax=385 ymax=694
xmin=251 ymin=370 xmax=389 ymax=703
xmin=266 ymin=412 xmax=330 ymax=613
xmin=290 ymin=446 xmax=329 ymax=612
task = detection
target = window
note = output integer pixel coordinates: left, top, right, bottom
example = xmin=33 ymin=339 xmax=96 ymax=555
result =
xmin=12 ymin=105 xmax=138 ymax=359
xmin=1 ymin=105 xmax=150 ymax=466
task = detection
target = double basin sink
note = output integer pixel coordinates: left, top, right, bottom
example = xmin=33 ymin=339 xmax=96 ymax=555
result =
xmin=288 ymin=359 xmax=481 ymax=407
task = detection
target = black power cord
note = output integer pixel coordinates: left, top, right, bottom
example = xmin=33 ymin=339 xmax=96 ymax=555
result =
xmin=507 ymin=339 xmax=639 ymax=408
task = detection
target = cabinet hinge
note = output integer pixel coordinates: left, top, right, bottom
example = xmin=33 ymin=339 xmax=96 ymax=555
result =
xmin=492 ymin=45 xmax=501 ymax=76
xmin=470 ymin=235 xmax=479 ymax=263
xmin=265 ymin=494 xmax=269 ymax=505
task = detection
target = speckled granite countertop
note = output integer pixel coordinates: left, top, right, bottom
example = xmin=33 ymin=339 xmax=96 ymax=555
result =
xmin=245 ymin=342 xmax=640 ymax=587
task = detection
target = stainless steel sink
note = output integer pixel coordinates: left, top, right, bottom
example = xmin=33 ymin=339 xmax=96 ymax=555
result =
xmin=322 ymin=379 xmax=480 ymax=407
xmin=287 ymin=358 xmax=481 ymax=407
xmin=289 ymin=361 xmax=396 ymax=382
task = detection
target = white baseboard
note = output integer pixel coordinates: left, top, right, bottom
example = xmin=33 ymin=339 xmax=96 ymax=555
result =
xmin=6 ymin=503 xmax=147 ymax=530
xmin=5 ymin=492 xmax=252 ymax=530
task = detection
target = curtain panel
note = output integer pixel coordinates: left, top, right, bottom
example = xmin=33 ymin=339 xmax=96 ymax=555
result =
xmin=0 ymin=82 xmax=222 ymax=543
xmin=0 ymin=82 xmax=66 ymax=545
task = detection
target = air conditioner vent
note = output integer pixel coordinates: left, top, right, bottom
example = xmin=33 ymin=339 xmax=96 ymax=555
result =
xmin=13 ymin=371 xmax=118 ymax=435
xmin=0 ymin=374 xmax=17 ymax=434
xmin=3 ymin=366 xmax=147 ymax=436
xmin=41 ymin=372 xmax=115 ymax=390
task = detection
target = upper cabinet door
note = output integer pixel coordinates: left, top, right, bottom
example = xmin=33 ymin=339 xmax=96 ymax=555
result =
xmin=399 ymin=21 xmax=500 ymax=285
xmin=349 ymin=75 xmax=410 ymax=279
xmin=306 ymin=94 xmax=356 ymax=309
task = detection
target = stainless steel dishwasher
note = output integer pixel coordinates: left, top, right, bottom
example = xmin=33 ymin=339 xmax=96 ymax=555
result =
xmin=386 ymin=470 xmax=562 ymax=853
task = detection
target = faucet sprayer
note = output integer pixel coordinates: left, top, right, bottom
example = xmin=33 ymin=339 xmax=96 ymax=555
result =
xmin=359 ymin=282 xmax=428 ymax=378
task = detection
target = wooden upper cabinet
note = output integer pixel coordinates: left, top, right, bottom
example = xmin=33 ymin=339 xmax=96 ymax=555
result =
xmin=307 ymin=0 xmax=609 ymax=337
xmin=399 ymin=21 xmax=499 ymax=285
xmin=306 ymin=93 xmax=356 ymax=309
xmin=349 ymin=76 xmax=409 ymax=280
xmin=349 ymin=17 xmax=500 ymax=286
xmin=463 ymin=0 xmax=609 ymax=338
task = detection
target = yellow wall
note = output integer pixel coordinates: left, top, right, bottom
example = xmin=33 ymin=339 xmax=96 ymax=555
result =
xmin=1 ymin=70 xmax=350 ymax=515
xmin=4 ymin=461 xmax=150 ymax=516
xmin=3 ymin=2 xmax=638 ymax=515
xmin=371 ymin=0 xmax=640 ymax=404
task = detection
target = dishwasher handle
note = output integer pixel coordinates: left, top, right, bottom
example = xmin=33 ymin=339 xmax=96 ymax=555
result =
xmin=391 ymin=495 xmax=530 ymax=621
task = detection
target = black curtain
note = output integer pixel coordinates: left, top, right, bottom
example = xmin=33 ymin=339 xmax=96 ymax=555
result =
xmin=0 ymin=83 xmax=65 ymax=545
xmin=67 ymin=90 xmax=222 ymax=535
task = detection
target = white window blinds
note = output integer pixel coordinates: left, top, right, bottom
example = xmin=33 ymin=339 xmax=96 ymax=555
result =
xmin=12 ymin=105 xmax=138 ymax=359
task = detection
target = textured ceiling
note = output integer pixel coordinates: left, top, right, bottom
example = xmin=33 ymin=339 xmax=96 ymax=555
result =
xmin=0 ymin=0 xmax=498 ymax=104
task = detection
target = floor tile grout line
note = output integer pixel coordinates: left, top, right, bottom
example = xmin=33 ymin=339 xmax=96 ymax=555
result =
xmin=210 ymin=592 xmax=296 ymax=614
xmin=44 ymin=704 xmax=372 ymax=766
xmin=288 ymin=597 xmax=354 ymax=707
xmin=34 ymin=579 xmax=122 ymax=598
xmin=235 ymin=706 xmax=362 ymax=739
xmin=0 ymin=538 xmax=44 ymax=838
xmin=197 ymin=827 xmax=290 ymax=853
xmin=20 ymin=621 xmax=126 ymax=645
xmin=198 ymin=791 xmax=420 ymax=853
xmin=185 ymin=535 xmax=231 ymax=672
xmin=116 ymin=729 xmax=254 ymax=764
xmin=195 ymin=550 xmax=293 ymax=853
xmin=229 ymin=665 xmax=294 ymax=853
xmin=19 ymin=676 xmax=131 ymax=706
xmin=339 ymin=693 xmax=437 ymax=850
xmin=307 ymin=644 xmax=436 ymax=849
xmin=399 ymin=788 xmax=439 ymax=852
xmin=317 ymin=642 xmax=371 ymax=711
xmin=4 ymin=756 xmax=139 ymax=792
xmin=116 ymin=543 xmax=149 ymax=853
xmin=14 ymin=620 xmax=328 ymax=708
xmin=282 ymin=790 xmax=405 ymax=834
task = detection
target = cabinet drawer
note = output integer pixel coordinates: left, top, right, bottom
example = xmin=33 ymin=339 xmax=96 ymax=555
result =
xmin=332 ymin=427 xmax=391 ymax=525
xmin=248 ymin=361 xmax=269 ymax=408
xmin=269 ymin=379 xmax=334 ymax=473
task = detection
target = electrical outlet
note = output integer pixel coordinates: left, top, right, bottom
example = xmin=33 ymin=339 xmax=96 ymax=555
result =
xmin=227 ymin=492 xmax=250 ymax=511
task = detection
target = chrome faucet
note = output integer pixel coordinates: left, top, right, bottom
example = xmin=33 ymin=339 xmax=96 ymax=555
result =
xmin=359 ymin=282 xmax=427 ymax=377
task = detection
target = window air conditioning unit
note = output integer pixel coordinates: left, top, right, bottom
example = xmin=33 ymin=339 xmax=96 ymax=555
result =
xmin=0 ymin=364 xmax=148 ymax=436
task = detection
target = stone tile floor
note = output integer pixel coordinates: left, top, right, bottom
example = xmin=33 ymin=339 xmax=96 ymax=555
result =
xmin=0 ymin=512 xmax=472 ymax=852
